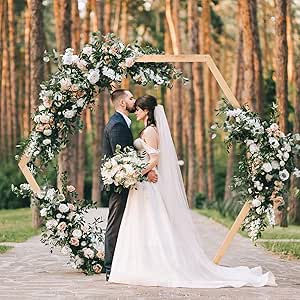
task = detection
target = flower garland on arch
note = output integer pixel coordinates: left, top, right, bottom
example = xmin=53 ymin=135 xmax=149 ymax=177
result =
xmin=212 ymin=101 xmax=300 ymax=241
xmin=14 ymin=33 xmax=186 ymax=275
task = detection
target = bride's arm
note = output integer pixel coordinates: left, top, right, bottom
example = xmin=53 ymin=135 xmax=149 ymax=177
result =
xmin=141 ymin=127 xmax=159 ymax=176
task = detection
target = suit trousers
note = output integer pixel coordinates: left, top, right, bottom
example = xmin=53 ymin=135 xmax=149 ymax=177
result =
xmin=104 ymin=189 xmax=129 ymax=274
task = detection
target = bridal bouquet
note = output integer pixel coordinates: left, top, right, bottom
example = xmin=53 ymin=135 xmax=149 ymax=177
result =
xmin=101 ymin=145 xmax=147 ymax=193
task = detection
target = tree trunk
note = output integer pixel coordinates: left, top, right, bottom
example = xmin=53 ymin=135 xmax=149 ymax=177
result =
xmin=225 ymin=1 xmax=244 ymax=202
xmin=288 ymin=0 xmax=300 ymax=224
xmin=30 ymin=0 xmax=45 ymax=228
xmin=7 ymin=0 xmax=18 ymax=149
xmin=164 ymin=18 xmax=173 ymax=134
xmin=194 ymin=10 xmax=207 ymax=196
xmin=53 ymin=0 xmax=62 ymax=52
xmin=202 ymin=0 xmax=214 ymax=203
xmin=250 ymin=0 xmax=264 ymax=115
xmin=240 ymin=0 xmax=256 ymax=111
xmin=186 ymin=0 xmax=197 ymax=207
xmin=274 ymin=0 xmax=288 ymax=227
xmin=103 ymin=0 xmax=111 ymax=124
xmin=24 ymin=4 xmax=31 ymax=136
xmin=286 ymin=0 xmax=295 ymax=84
xmin=91 ymin=0 xmax=105 ymax=206
xmin=0 ymin=0 xmax=8 ymax=160
xmin=55 ymin=0 xmax=76 ymax=192
xmin=289 ymin=62 xmax=300 ymax=223
xmin=165 ymin=0 xmax=183 ymax=159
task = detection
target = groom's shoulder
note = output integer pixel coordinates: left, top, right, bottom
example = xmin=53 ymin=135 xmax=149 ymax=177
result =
xmin=105 ymin=113 xmax=124 ymax=131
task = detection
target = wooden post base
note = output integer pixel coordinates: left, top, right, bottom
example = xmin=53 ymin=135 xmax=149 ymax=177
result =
xmin=213 ymin=201 xmax=251 ymax=264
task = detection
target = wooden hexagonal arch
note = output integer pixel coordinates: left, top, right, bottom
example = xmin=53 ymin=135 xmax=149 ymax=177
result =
xmin=18 ymin=54 xmax=251 ymax=265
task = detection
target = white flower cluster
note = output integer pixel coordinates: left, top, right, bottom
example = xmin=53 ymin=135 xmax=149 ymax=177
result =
xmin=35 ymin=183 xmax=105 ymax=275
xmin=214 ymin=102 xmax=300 ymax=241
xmin=101 ymin=145 xmax=147 ymax=192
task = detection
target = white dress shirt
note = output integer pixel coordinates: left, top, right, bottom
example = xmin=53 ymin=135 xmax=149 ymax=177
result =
xmin=116 ymin=110 xmax=131 ymax=128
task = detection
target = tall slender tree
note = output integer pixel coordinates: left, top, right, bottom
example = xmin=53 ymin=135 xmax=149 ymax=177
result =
xmin=186 ymin=0 xmax=197 ymax=206
xmin=224 ymin=1 xmax=244 ymax=202
xmin=250 ymin=0 xmax=264 ymax=114
xmin=24 ymin=2 xmax=31 ymax=136
xmin=7 ymin=0 xmax=18 ymax=147
xmin=30 ymin=0 xmax=45 ymax=228
xmin=240 ymin=0 xmax=256 ymax=111
xmin=274 ymin=0 xmax=288 ymax=227
xmin=91 ymin=0 xmax=105 ymax=206
xmin=202 ymin=0 xmax=214 ymax=203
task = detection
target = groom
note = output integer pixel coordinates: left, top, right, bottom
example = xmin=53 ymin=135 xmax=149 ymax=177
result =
xmin=102 ymin=89 xmax=158 ymax=281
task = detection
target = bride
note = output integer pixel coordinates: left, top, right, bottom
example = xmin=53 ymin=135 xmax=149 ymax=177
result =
xmin=109 ymin=94 xmax=276 ymax=288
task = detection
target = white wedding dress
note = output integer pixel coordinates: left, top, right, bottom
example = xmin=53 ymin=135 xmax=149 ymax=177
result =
xmin=109 ymin=105 xmax=276 ymax=288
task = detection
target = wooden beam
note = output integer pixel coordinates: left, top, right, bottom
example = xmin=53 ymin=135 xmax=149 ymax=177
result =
xmin=18 ymin=53 xmax=247 ymax=264
xmin=136 ymin=54 xmax=209 ymax=63
xmin=213 ymin=201 xmax=251 ymax=264
xmin=18 ymin=154 xmax=41 ymax=194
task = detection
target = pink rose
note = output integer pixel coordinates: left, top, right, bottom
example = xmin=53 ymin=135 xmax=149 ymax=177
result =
xmin=70 ymin=237 xmax=79 ymax=247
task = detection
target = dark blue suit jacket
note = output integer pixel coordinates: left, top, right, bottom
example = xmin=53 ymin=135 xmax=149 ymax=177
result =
xmin=102 ymin=112 xmax=134 ymax=158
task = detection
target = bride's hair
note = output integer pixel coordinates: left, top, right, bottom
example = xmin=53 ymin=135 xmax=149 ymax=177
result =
xmin=135 ymin=95 xmax=158 ymax=127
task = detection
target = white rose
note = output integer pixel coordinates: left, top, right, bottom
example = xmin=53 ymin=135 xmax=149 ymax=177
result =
xmin=87 ymin=68 xmax=100 ymax=84
xmin=279 ymin=169 xmax=289 ymax=181
xmin=294 ymin=133 xmax=300 ymax=141
xmin=271 ymin=160 xmax=280 ymax=170
xmin=63 ymin=109 xmax=76 ymax=119
xmin=262 ymin=162 xmax=272 ymax=173
xmin=76 ymin=59 xmax=88 ymax=71
xmin=40 ymin=207 xmax=47 ymax=217
xmin=71 ymin=55 xmax=79 ymax=64
xmin=125 ymin=57 xmax=135 ymax=68
xmin=72 ymin=229 xmax=82 ymax=238
xmin=249 ymin=143 xmax=259 ymax=154
xmin=102 ymin=66 xmax=115 ymax=80
xmin=40 ymin=115 xmax=50 ymax=123
xmin=60 ymin=78 xmax=72 ymax=91
xmin=43 ymin=139 xmax=51 ymax=145
xmin=62 ymin=53 xmax=73 ymax=65
xmin=58 ymin=203 xmax=69 ymax=213
xmin=283 ymin=152 xmax=289 ymax=161
xmin=43 ymin=129 xmax=52 ymax=136
xmin=67 ymin=185 xmax=75 ymax=192
xmin=76 ymin=98 xmax=85 ymax=108
xmin=252 ymin=198 xmax=261 ymax=207
xmin=83 ymin=248 xmax=94 ymax=259
xmin=293 ymin=168 xmax=300 ymax=178
xmin=270 ymin=123 xmax=279 ymax=131
xmin=82 ymin=45 xmax=93 ymax=56
xmin=61 ymin=246 xmax=71 ymax=255
xmin=46 ymin=219 xmax=58 ymax=229
xmin=269 ymin=137 xmax=279 ymax=148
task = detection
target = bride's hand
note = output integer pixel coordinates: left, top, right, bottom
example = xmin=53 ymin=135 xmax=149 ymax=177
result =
xmin=147 ymin=170 xmax=158 ymax=183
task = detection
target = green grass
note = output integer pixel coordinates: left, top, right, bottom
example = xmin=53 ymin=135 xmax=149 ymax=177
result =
xmin=196 ymin=208 xmax=300 ymax=259
xmin=0 ymin=208 xmax=40 ymax=252
xmin=0 ymin=245 xmax=13 ymax=253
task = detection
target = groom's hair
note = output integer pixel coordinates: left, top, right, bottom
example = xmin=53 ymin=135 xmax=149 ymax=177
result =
xmin=111 ymin=89 xmax=128 ymax=104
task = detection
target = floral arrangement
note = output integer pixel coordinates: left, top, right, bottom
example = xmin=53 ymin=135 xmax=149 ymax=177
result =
xmin=16 ymin=32 xmax=185 ymax=172
xmin=12 ymin=173 xmax=105 ymax=275
xmin=212 ymin=100 xmax=300 ymax=241
xmin=101 ymin=145 xmax=147 ymax=193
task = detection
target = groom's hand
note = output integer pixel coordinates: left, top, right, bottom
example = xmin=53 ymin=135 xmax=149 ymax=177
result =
xmin=147 ymin=170 xmax=158 ymax=183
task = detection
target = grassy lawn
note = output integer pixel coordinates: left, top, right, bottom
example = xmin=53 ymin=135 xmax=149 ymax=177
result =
xmin=0 ymin=208 xmax=40 ymax=253
xmin=196 ymin=208 xmax=300 ymax=259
